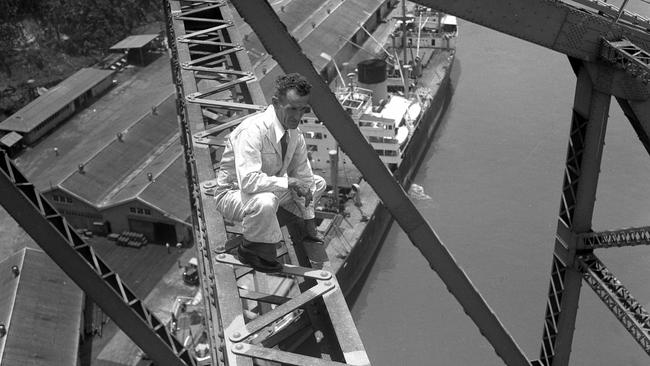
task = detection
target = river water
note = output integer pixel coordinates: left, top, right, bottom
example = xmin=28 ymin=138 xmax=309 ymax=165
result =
xmin=351 ymin=8 xmax=650 ymax=366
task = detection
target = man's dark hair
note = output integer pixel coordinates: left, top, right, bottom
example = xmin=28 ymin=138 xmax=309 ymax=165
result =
xmin=274 ymin=73 xmax=312 ymax=99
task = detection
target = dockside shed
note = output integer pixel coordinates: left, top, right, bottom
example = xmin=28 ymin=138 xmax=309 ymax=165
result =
xmin=0 ymin=68 xmax=115 ymax=145
xmin=110 ymin=34 xmax=160 ymax=66
xmin=0 ymin=248 xmax=83 ymax=366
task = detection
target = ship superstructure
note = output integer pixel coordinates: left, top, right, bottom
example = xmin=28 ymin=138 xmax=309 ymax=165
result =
xmin=301 ymin=79 xmax=420 ymax=185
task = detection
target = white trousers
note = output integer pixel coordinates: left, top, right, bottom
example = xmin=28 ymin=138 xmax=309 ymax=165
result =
xmin=215 ymin=175 xmax=326 ymax=243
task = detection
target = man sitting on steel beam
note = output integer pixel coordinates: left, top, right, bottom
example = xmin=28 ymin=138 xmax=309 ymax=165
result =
xmin=214 ymin=73 xmax=326 ymax=272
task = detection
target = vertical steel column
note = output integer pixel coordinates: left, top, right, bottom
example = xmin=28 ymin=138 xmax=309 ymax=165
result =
xmin=536 ymin=61 xmax=611 ymax=366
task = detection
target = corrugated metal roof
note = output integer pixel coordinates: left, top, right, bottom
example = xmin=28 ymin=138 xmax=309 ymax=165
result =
xmin=110 ymin=34 xmax=159 ymax=50
xmin=59 ymin=96 xmax=179 ymax=206
xmin=13 ymin=57 xmax=175 ymax=194
xmin=0 ymin=132 xmax=23 ymax=148
xmin=259 ymin=0 xmax=385 ymax=95
xmin=0 ymin=68 xmax=115 ymax=133
xmin=138 ymin=155 xmax=191 ymax=224
xmin=302 ymin=0 xmax=385 ymax=71
xmin=0 ymin=250 xmax=23 ymax=362
xmin=106 ymin=139 xmax=184 ymax=205
xmin=0 ymin=248 xmax=82 ymax=366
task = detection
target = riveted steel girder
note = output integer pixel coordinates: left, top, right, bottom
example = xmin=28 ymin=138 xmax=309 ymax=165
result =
xmin=413 ymin=0 xmax=650 ymax=101
xmin=412 ymin=0 xmax=650 ymax=62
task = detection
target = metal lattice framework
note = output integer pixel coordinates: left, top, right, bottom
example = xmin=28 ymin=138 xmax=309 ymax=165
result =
xmin=580 ymin=226 xmax=650 ymax=248
xmin=601 ymin=38 xmax=650 ymax=83
xmin=575 ymin=254 xmax=650 ymax=354
xmin=0 ymin=151 xmax=195 ymax=366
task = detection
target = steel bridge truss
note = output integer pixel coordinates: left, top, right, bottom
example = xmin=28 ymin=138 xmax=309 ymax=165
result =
xmin=0 ymin=151 xmax=195 ymax=366
xmin=164 ymin=0 xmax=369 ymax=365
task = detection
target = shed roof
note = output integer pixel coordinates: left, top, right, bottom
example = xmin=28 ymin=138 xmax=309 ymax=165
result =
xmin=0 ymin=132 xmax=23 ymax=148
xmin=110 ymin=34 xmax=159 ymax=50
xmin=0 ymin=248 xmax=83 ymax=366
xmin=59 ymin=96 xmax=180 ymax=207
xmin=0 ymin=68 xmax=115 ymax=133
xmin=258 ymin=0 xmax=385 ymax=95
xmin=138 ymin=155 xmax=191 ymax=224
xmin=302 ymin=0 xmax=384 ymax=71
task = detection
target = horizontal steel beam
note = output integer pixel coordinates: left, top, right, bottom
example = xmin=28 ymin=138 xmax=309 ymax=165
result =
xmin=579 ymin=225 xmax=650 ymax=249
xmin=413 ymin=0 xmax=650 ymax=62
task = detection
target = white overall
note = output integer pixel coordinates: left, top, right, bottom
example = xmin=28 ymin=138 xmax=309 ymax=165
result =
xmin=214 ymin=106 xmax=326 ymax=243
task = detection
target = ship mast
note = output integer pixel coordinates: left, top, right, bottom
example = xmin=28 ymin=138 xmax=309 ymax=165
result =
xmin=402 ymin=0 xmax=407 ymax=66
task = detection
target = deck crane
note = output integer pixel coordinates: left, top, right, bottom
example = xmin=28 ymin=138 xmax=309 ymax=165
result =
xmin=1 ymin=0 xmax=650 ymax=366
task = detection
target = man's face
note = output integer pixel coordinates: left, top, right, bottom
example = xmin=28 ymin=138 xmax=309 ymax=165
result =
xmin=274 ymin=88 xmax=310 ymax=130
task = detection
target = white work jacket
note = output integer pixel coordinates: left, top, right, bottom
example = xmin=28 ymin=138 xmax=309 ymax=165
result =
xmin=215 ymin=106 xmax=315 ymax=196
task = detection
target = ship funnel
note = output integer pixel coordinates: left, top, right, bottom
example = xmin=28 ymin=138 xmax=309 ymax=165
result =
xmin=357 ymin=59 xmax=388 ymax=105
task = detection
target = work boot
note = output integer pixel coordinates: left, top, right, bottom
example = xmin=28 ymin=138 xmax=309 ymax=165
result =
xmin=237 ymin=239 xmax=282 ymax=273
xmin=303 ymin=218 xmax=324 ymax=244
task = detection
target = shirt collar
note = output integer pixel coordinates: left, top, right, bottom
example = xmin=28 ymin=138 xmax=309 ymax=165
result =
xmin=269 ymin=105 xmax=288 ymax=144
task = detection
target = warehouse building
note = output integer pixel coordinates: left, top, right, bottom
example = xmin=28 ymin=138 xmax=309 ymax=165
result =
xmin=110 ymin=34 xmax=161 ymax=66
xmin=0 ymin=68 xmax=115 ymax=145
xmin=17 ymin=93 xmax=193 ymax=245
xmin=0 ymin=248 xmax=83 ymax=366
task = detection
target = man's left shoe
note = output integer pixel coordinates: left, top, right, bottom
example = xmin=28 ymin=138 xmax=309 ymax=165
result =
xmin=304 ymin=218 xmax=324 ymax=244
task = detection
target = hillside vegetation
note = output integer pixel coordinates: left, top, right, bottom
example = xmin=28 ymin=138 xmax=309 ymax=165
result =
xmin=0 ymin=0 xmax=163 ymax=119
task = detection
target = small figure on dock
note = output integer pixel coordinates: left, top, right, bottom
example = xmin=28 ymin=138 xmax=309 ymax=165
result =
xmin=214 ymin=73 xmax=325 ymax=272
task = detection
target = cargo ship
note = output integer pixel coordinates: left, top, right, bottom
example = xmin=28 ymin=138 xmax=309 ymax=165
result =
xmin=301 ymin=3 xmax=457 ymax=298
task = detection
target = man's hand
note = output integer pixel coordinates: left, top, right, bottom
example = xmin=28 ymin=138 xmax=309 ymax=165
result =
xmin=288 ymin=178 xmax=313 ymax=207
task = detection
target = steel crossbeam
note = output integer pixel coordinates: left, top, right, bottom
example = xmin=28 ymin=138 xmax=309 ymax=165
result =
xmin=232 ymin=343 xmax=352 ymax=366
xmin=579 ymin=226 xmax=650 ymax=249
xmin=415 ymin=0 xmax=650 ymax=63
xmin=575 ymin=254 xmax=650 ymax=355
xmin=601 ymin=38 xmax=650 ymax=83
xmin=0 ymin=151 xmax=195 ymax=366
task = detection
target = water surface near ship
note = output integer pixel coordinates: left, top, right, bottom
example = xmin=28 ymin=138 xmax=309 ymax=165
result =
xmin=351 ymin=13 xmax=650 ymax=366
